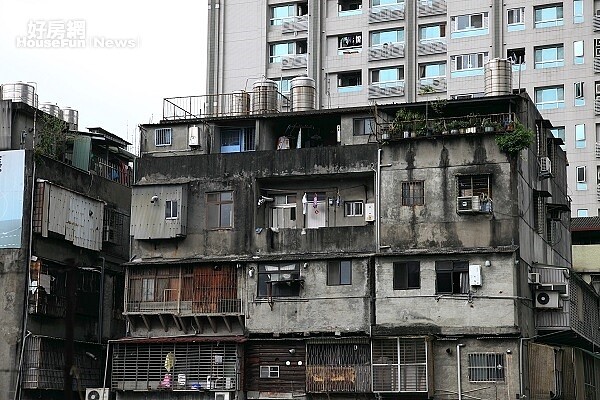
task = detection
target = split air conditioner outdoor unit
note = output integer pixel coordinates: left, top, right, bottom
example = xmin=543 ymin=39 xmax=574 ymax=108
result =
xmin=215 ymin=392 xmax=231 ymax=400
xmin=528 ymin=272 xmax=541 ymax=285
xmin=86 ymin=388 xmax=109 ymax=400
xmin=535 ymin=290 xmax=560 ymax=309
xmin=457 ymin=196 xmax=480 ymax=213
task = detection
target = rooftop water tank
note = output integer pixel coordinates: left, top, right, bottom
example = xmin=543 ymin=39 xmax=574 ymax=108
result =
xmin=1 ymin=82 xmax=38 ymax=108
xmin=291 ymin=76 xmax=316 ymax=112
xmin=62 ymin=108 xmax=79 ymax=131
xmin=40 ymin=102 xmax=62 ymax=119
xmin=230 ymin=90 xmax=250 ymax=116
xmin=484 ymin=58 xmax=512 ymax=97
xmin=251 ymin=78 xmax=278 ymax=114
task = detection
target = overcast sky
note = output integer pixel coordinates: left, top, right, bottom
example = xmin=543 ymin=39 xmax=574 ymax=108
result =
xmin=0 ymin=0 xmax=208 ymax=147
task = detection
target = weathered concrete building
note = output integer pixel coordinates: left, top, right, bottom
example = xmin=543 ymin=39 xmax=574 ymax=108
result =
xmin=0 ymin=83 xmax=133 ymax=399
xmin=114 ymin=90 xmax=598 ymax=399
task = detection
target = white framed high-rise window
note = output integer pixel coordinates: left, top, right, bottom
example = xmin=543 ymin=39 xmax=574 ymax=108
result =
xmin=573 ymin=0 xmax=584 ymax=23
xmin=577 ymin=209 xmax=589 ymax=217
xmin=419 ymin=62 xmax=446 ymax=85
xmin=451 ymin=52 xmax=488 ymax=77
xmin=419 ymin=23 xmax=446 ymax=41
xmin=337 ymin=71 xmax=363 ymax=92
xmin=574 ymin=41 xmax=584 ymax=64
xmin=371 ymin=29 xmax=405 ymax=46
xmin=534 ymin=44 xmax=564 ymax=69
xmin=270 ymin=4 xmax=295 ymax=25
xmin=371 ymin=67 xmax=404 ymax=87
xmin=575 ymin=82 xmax=585 ymax=107
xmin=535 ymin=85 xmax=564 ymax=110
xmin=576 ymin=166 xmax=587 ymax=190
xmin=507 ymin=7 xmax=525 ymax=31
xmin=575 ymin=124 xmax=586 ymax=148
xmin=534 ymin=4 xmax=563 ymax=28
xmin=450 ymin=12 xmax=489 ymax=38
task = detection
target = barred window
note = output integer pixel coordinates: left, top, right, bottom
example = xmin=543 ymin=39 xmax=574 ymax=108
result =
xmin=372 ymin=338 xmax=428 ymax=392
xmin=468 ymin=353 xmax=505 ymax=382
xmin=155 ymin=128 xmax=172 ymax=146
xmin=402 ymin=181 xmax=424 ymax=206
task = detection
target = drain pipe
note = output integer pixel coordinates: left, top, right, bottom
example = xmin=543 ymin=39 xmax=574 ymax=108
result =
xmin=101 ymin=342 xmax=111 ymax=397
xmin=457 ymin=344 xmax=465 ymax=400
xmin=375 ymin=148 xmax=381 ymax=248
xmin=97 ymin=257 xmax=105 ymax=344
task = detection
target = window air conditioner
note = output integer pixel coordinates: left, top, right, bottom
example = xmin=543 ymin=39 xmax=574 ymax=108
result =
xmin=457 ymin=196 xmax=480 ymax=213
xmin=539 ymin=156 xmax=551 ymax=174
xmin=528 ymin=272 xmax=541 ymax=285
xmin=535 ymin=290 xmax=560 ymax=309
xmin=215 ymin=392 xmax=231 ymax=400
xmin=189 ymin=126 xmax=200 ymax=147
xmin=86 ymin=388 xmax=109 ymax=400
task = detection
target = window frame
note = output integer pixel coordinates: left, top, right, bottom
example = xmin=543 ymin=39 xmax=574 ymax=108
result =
xmin=371 ymin=29 xmax=405 ymax=46
xmin=574 ymin=41 xmax=584 ymax=64
xmin=573 ymin=0 xmax=584 ymax=23
xmin=260 ymin=365 xmax=280 ymax=378
xmin=575 ymin=124 xmax=586 ymax=148
xmin=534 ymin=4 xmax=564 ymax=28
xmin=418 ymin=23 xmax=446 ymax=41
xmin=393 ymin=261 xmax=420 ymax=290
xmin=371 ymin=67 xmax=404 ymax=87
xmin=353 ymin=118 xmax=376 ymax=136
xmin=206 ymin=191 xmax=234 ymax=229
xmin=327 ymin=260 xmax=353 ymax=286
xmin=450 ymin=12 xmax=489 ymax=38
xmin=257 ymin=263 xmax=302 ymax=298
xmin=534 ymin=44 xmax=565 ymax=69
xmin=535 ymin=85 xmax=565 ymax=110
xmin=270 ymin=4 xmax=295 ymax=25
xmin=575 ymin=82 xmax=585 ymax=106
xmin=337 ymin=71 xmax=363 ymax=91
xmin=507 ymin=7 xmax=525 ymax=29
xmin=271 ymin=194 xmax=297 ymax=229
xmin=576 ymin=166 xmax=587 ymax=183
xmin=435 ymin=260 xmax=469 ymax=295
xmin=155 ymin=128 xmax=172 ymax=147
xmin=344 ymin=200 xmax=364 ymax=216
xmin=165 ymin=200 xmax=178 ymax=220
xmin=468 ymin=353 xmax=506 ymax=382
xmin=401 ymin=181 xmax=424 ymax=206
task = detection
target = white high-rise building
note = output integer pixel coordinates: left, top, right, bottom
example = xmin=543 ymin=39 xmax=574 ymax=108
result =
xmin=206 ymin=0 xmax=598 ymax=216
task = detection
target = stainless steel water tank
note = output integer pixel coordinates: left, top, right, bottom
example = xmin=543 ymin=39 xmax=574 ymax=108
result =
xmin=252 ymin=78 xmax=278 ymax=114
xmin=291 ymin=76 xmax=316 ymax=112
xmin=1 ymin=82 xmax=38 ymax=108
xmin=230 ymin=90 xmax=250 ymax=116
xmin=40 ymin=102 xmax=62 ymax=118
xmin=484 ymin=58 xmax=512 ymax=96
xmin=62 ymin=108 xmax=79 ymax=131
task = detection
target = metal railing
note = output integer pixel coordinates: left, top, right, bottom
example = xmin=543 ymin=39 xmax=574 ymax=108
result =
xmin=163 ymin=91 xmax=291 ymax=121
xmin=368 ymin=3 xmax=405 ymax=23
xmin=92 ymin=158 xmax=133 ymax=187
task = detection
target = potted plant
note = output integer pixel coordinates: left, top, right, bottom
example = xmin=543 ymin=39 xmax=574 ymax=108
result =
xmin=495 ymin=120 xmax=534 ymax=155
xmin=465 ymin=113 xmax=479 ymax=134
xmin=482 ymin=118 xmax=495 ymax=133
xmin=394 ymin=109 xmax=424 ymax=139
xmin=446 ymin=119 xmax=461 ymax=135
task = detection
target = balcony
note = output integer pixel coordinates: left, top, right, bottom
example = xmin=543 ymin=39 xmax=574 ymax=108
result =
xmin=418 ymin=77 xmax=446 ymax=93
xmin=368 ymin=4 xmax=405 ymax=23
xmin=282 ymin=15 xmax=308 ymax=33
xmin=125 ymin=265 xmax=244 ymax=333
xmin=368 ymin=81 xmax=405 ymax=99
xmin=595 ymin=97 xmax=600 ymax=115
xmin=368 ymin=43 xmax=405 ymax=61
xmin=417 ymin=0 xmax=446 ymax=17
xmin=91 ymin=158 xmax=133 ymax=187
xmin=417 ymin=39 xmax=446 ymax=56
xmin=594 ymin=14 xmax=600 ymax=31
xmin=594 ymin=56 xmax=600 ymax=73
xmin=282 ymin=54 xmax=308 ymax=70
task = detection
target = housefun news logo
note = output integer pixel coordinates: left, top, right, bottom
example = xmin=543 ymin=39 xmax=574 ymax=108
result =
xmin=16 ymin=20 xmax=138 ymax=49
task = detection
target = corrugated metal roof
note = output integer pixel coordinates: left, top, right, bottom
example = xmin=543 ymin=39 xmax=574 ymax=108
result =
xmin=571 ymin=217 xmax=600 ymax=232
xmin=110 ymin=335 xmax=246 ymax=344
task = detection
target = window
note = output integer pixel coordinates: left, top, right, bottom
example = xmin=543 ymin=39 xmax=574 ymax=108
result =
xmin=535 ymin=86 xmax=565 ymax=110
xmin=451 ymin=53 xmax=488 ymax=76
xmin=419 ymin=62 xmax=446 ymax=85
xmin=371 ymin=67 xmax=404 ymax=86
xmin=435 ymin=261 xmax=469 ymax=294
xmin=207 ymin=191 xmax=233 ymax=228
xmin=269 ymin=41 xmax=306 ymax=63
xmin=450 ymin=13 xmax=488 ymax=38
xmin=402 ymin=181 xmax=424 ymax=206
xmin=258 ymin=263 xmax=301 ymax=297
xmin=338 ymin=71 xmax=362 ymax=92
xmin=575 ymin=82 xmax=585 ymax=106
xmin=534 ymin=4 xmax=564 ymax=28
xmin=574 ymin=41 xmax=584 ymax=64
xmin=338 ymin=33 xmax=362 ymax=52
xmin=551 ymin=126 xmax=565 ymax=142
xmin=353 ymin=118 xmax=375 ymax=135
xmin=371 ymin=29 xmax=404 ymax=46
xmin=271 ymin=194 xmax=297 ymax=229
xmin=220 ymin=128 xmax=255 ymax=153
xmin=345 ymin=201 xmax=364 ymax=216
xmin=271 ymin=4 xmax=295 ymax=25
xmin=534 ymin=44 xmax=564 ymax=69
xmin=272 ymin=77 xmax=293 ymax=93
xmin=573 ymin=0 xmax=584 ymax=23
xmin=577 ymin=209 xmax=589 ymax=217
xmin=372 ymin=0 xmax=403 ymax=6
xmin=327 ymin=260 xmax=352 ymax=285
xmin=142 ymin=278 xmax=155 ymax=301
xmin=576 ymin=124 xmax=586 ymax=148
xmin=155 ymin=128 xmax=172 ymax=147
xmin=165 ymin=200 xmax=178 ymax=219
xmin=507 ymin=48 xmax=526 ymax=70
xmin=457 ymin=175 xmax=491 ymax=198
xmin=260 ymin=366 xmax=280 ymax=378
xmin=576 ymin=166 xmax=587 ymax=191
xmin=393 ymin=261 xmax=420 ymax=289
xmin=468 ymin=353 xmax=505 ymax=382
xmin=507 ymin=8 xmax=525 ymax=31
xmin=372 ymin=338 xmax=428 ymax=392
xmin=419 ymin=24 xmax=445 ymax=41
xmin=338 ymin=0 xmax=362 ymax=15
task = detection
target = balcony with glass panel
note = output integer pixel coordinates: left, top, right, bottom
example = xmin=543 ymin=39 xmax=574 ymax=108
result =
xmin=368 ymin=80 xmax=405 ymax=98
xmin=369 ymin=0 xmax=404 ymax=23
xmin=417 ymin=0 xmax=446 ymax=17
xmin=368 ymin=30 xmax=405 ymax=61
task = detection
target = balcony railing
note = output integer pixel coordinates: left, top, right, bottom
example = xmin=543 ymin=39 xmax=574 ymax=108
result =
xmin=368 ymin=4 xmax=405 ymax=23
xmin=594 ymin=56 xmax=600 ymax=73
xmin=417 ymin=39 xmax=447 ymax=56
xmin=417 ymin=0 xmax=446 ymax=16
xmin=418 ymin=77 xmax=447 ymax=93
xmin=91 ymin=158 xmax=133 ymax=187
xmin=368 ymin=43 xmax=404 ymax=61
xmin=368 ymin=82 xmax=405 ymax=99
xmin=594 ymin=14 xmax=600 ymax=31
xmin=282 ymin=15 xmax=308 ymax=33
xmin=595 ymin=97 xmax=600 ymax=115
xmin=163 ymin=91 xmax=291 ymax=120
xmin=282 ymin=54 xmax=308 ymax=70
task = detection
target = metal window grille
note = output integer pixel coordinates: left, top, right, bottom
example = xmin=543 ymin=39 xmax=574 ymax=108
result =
xmin=111 ymin=342 xmax=238 ymax=391
xmin=401 ymin=181 xmax=424 ymax=206
xmin=103 ymin=207 xmax=128 ymax=245
xmin=155 ymin=128 xmax=172 ymax=146
xmin=468 ymin=353 xmax=505 ymax=382
xmin=456 ymin=175 xmax=491 ymax=198
xmin=372 ymin=338 xmax=427 ymax=392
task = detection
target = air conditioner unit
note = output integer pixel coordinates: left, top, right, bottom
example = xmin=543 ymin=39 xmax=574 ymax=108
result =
xmin=189 ymin=126 xmax=200 ymax=147
xmin=535 ymin=290 xmax=560 ymax=308
xmin=550 ymin=283 xmax=569 ymax=297
xmin=528 ymin=272 xmax=541 ymax=285
xmin=215 ymin=392 xmax=231 ymax=400
xmin=539 ymin=156 xmax=551 ymax=174
xmin=86 ymin=388 xmax=109 ymax=400
xmin=457 ymin=196 xmax=480 ymax=213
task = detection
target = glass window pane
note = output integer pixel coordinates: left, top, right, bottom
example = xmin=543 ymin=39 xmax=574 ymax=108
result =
xmin=340 ymin=261 xmax=352 ymax=284
xmin=220 ymin=203 xmax=233 ymax=227
xmin=221 ymin=191 xmax=233 ymax=201
xmin=207 ymin=203 xmax=219 ymax=227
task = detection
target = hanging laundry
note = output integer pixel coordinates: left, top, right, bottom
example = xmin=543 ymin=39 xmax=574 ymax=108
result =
xmin=302 ymin=193 xmax=308 ymax=215
xmin=313 ymin=193 xmax=318 ymax=208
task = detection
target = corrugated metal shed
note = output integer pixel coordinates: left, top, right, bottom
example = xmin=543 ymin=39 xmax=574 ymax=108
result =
xmin=130 ymin=184 xmax=188 ymax=239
